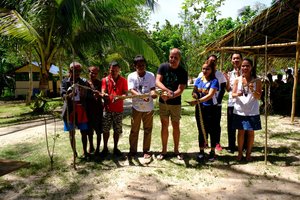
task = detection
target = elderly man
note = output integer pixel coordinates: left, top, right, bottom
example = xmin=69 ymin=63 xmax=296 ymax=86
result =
xmin=101 ymin=61 xmax=128 ymax=157
xmin=156 ymin=48 xmax=188 ymax=160
xmin=61 ymin=62 xmax=90 ymax=159
xmin=127 ymin=55 xmax=157 ymax=159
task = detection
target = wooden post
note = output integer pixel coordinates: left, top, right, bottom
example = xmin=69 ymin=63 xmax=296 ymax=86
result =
xmin=291 ymin=9 xmax=300 ymax=123
xmin=220 ymin=51 xmax=224 ymax=71
xmin=264 ymin=35 xmax=268 ymax=165
xmin=26 ymin=48 xmax=33 ymax=105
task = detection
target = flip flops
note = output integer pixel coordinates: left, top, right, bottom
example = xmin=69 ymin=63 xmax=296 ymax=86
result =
xmin=157 ymin=153 xmax=184 ymax=160
xmin=176 ymin=154 xmax=184 ymax=160
xmin=156 ymin=154 xmax=166 ymax=160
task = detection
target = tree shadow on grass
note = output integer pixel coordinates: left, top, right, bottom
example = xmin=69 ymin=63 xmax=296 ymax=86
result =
xmin=269 ymin=131 xmax=300 ymax=141
xmin=1 ymin=142 xmax=300 ymax=200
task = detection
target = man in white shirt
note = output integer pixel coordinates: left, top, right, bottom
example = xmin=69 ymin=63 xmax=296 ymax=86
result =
xmin=127 ymin=55 xmax=157 ymax=159
xmin=224 ymin=53 xmax=243 ymax=153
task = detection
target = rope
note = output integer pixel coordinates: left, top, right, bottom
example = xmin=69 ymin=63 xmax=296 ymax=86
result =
xmin=73 ymin=83 xmax=163 ymax=102
xmin=197 ymin=101 xmax=208 ymax=147
xmin=185 ymin=99 xmax=207 ymax=147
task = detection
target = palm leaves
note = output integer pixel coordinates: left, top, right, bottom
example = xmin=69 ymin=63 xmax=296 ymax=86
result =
xmin=0 ymin=0 xmax=161 ymax=88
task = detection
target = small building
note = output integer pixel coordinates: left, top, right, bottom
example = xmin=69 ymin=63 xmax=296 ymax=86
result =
xmin=14 ymin=63 xmax=61 ymax=98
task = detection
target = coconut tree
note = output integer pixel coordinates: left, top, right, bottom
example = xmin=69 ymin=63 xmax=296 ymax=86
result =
xmin=0 ymin=0 xmax=160 ymax=93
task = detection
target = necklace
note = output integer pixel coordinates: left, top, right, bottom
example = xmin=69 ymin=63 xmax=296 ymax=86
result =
xmin=137 ymin=75 xmax=145 ymax=93
xmin=241 ymin=76 xmax=252 ymax=96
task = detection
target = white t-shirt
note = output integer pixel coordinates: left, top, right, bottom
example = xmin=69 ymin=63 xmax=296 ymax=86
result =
xmin=197 ymin=70 xmax=226 ymax=105
xmin=233 ymin=80 xmax=260 ymax=116
xmin=127 ymin=71 xmax=156 ymax=112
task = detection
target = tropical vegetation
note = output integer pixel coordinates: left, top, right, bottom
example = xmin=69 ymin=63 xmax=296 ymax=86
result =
xmin=0 ymin=0 xmax=160 ymax=91
xmin=0 ymin=0 xmax=283 ymax=95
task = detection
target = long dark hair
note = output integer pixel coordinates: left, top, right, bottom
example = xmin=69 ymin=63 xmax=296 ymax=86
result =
xmin=243 ymin=58 xmax=256 ymax=78
xmin=204 ymin=59 xmax=216 ymax=80
xmin=207 ymin=54 xmax=218 ymax=62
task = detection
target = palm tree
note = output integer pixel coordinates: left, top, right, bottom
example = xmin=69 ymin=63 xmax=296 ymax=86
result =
xmin=0 ymin=0 xmax=160 ymax=92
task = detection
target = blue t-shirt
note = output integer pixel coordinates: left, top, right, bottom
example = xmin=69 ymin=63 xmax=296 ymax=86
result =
xmin=194 ymin=77 xmax=219 ymax=106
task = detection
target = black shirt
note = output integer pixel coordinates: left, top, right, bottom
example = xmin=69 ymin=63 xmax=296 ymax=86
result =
xmin=157 ymin=63 xmax=188 ymax=105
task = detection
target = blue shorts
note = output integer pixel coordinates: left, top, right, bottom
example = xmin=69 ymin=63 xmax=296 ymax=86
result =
xmin=232 ymin=114 xmax=262 ymax=131
xmin=64 ymin=121 xmax=88 ymax=131
xmin=63 ymin=104 xmax=89 ymax=131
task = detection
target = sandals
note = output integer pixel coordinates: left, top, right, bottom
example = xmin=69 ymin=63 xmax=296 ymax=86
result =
xmin=176 ymin=154 xmax=184 ymax=160
xmin=156 ymin=154 xmax=166 ymax=160
xmin=143 ymin=153 xmax=152 ymax=159
xmin=157 ymin=153 xmax=184 ymax=160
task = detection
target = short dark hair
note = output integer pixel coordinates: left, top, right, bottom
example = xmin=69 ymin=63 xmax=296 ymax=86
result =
xmin=133 ymin=55 xmax=146 ymax=65
xmin=231 ymin=53 xmax=243 ymax=59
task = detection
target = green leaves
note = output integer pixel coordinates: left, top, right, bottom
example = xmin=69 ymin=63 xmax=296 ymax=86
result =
xmin=0 ymin=9 xmax=38 ymax=42
xmin=0 ymin=0 xmax=161 ymax=83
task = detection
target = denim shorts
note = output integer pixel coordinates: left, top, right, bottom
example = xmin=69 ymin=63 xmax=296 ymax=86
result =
xmin=233 ymin=114 xmax=262 ymax=131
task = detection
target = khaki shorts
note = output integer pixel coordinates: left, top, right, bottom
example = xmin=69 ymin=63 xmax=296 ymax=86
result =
xmin=159 ymin=103 xmax=181 ymax=122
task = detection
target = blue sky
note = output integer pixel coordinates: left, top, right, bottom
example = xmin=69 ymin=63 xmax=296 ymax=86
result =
xmin=149 ymin=0 xmax=272 ymax=27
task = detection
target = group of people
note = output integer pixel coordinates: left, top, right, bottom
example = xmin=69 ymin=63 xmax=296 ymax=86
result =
xmin=263 ymin=67 xmax=299 ymax=115
xmin=190 ymin=53 xmax=261 ymax=162
xmin=61 ymin=49 xmax=262 ymax=163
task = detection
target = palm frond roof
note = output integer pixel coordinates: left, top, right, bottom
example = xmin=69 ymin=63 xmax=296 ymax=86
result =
xmin=204 ymin=0 xmax=300 ymax=57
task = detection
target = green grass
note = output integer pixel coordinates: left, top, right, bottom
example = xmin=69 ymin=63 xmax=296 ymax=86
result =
xmin=0 ymin=102 xmax=33 ymax=125
xmin=0 ymin=90 xmax=299 ymax=199
xmin=0 ymin=98 xmax=63 ymax=126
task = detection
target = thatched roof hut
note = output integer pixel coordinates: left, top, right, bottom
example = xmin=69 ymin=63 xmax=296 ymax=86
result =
xmin=204 ymin=0 xmax=300 ymax=57
xmin=203 ymin=0 xmax=300 ymax=122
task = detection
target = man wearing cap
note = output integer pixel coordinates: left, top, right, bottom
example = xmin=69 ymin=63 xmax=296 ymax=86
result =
xmin=127 ymin=55 xmax=157 ymax=159
xmin=86 ymin=66 xmax=103 ymax=156
xmin=101 ymin=61 xmax=128 ymax=157
xmin=61 ymin=62 xmax=90 ymax=159
xmin=156 ymin=48 xmax=188 ymax=160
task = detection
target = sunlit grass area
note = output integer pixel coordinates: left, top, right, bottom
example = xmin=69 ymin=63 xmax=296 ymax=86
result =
xmin=0 ymin=88 xmax=299 ymax=199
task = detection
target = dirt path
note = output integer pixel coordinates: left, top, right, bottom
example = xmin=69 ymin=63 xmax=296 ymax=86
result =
xmin=0 ymin=117 xmax=64 ymax=147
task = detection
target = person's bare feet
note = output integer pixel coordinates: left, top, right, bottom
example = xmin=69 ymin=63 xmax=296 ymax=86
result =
xmin=237 ymin=153 xmax=243 ymax=161
xmin=246 ymin=154 xmax=252 ymax=162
